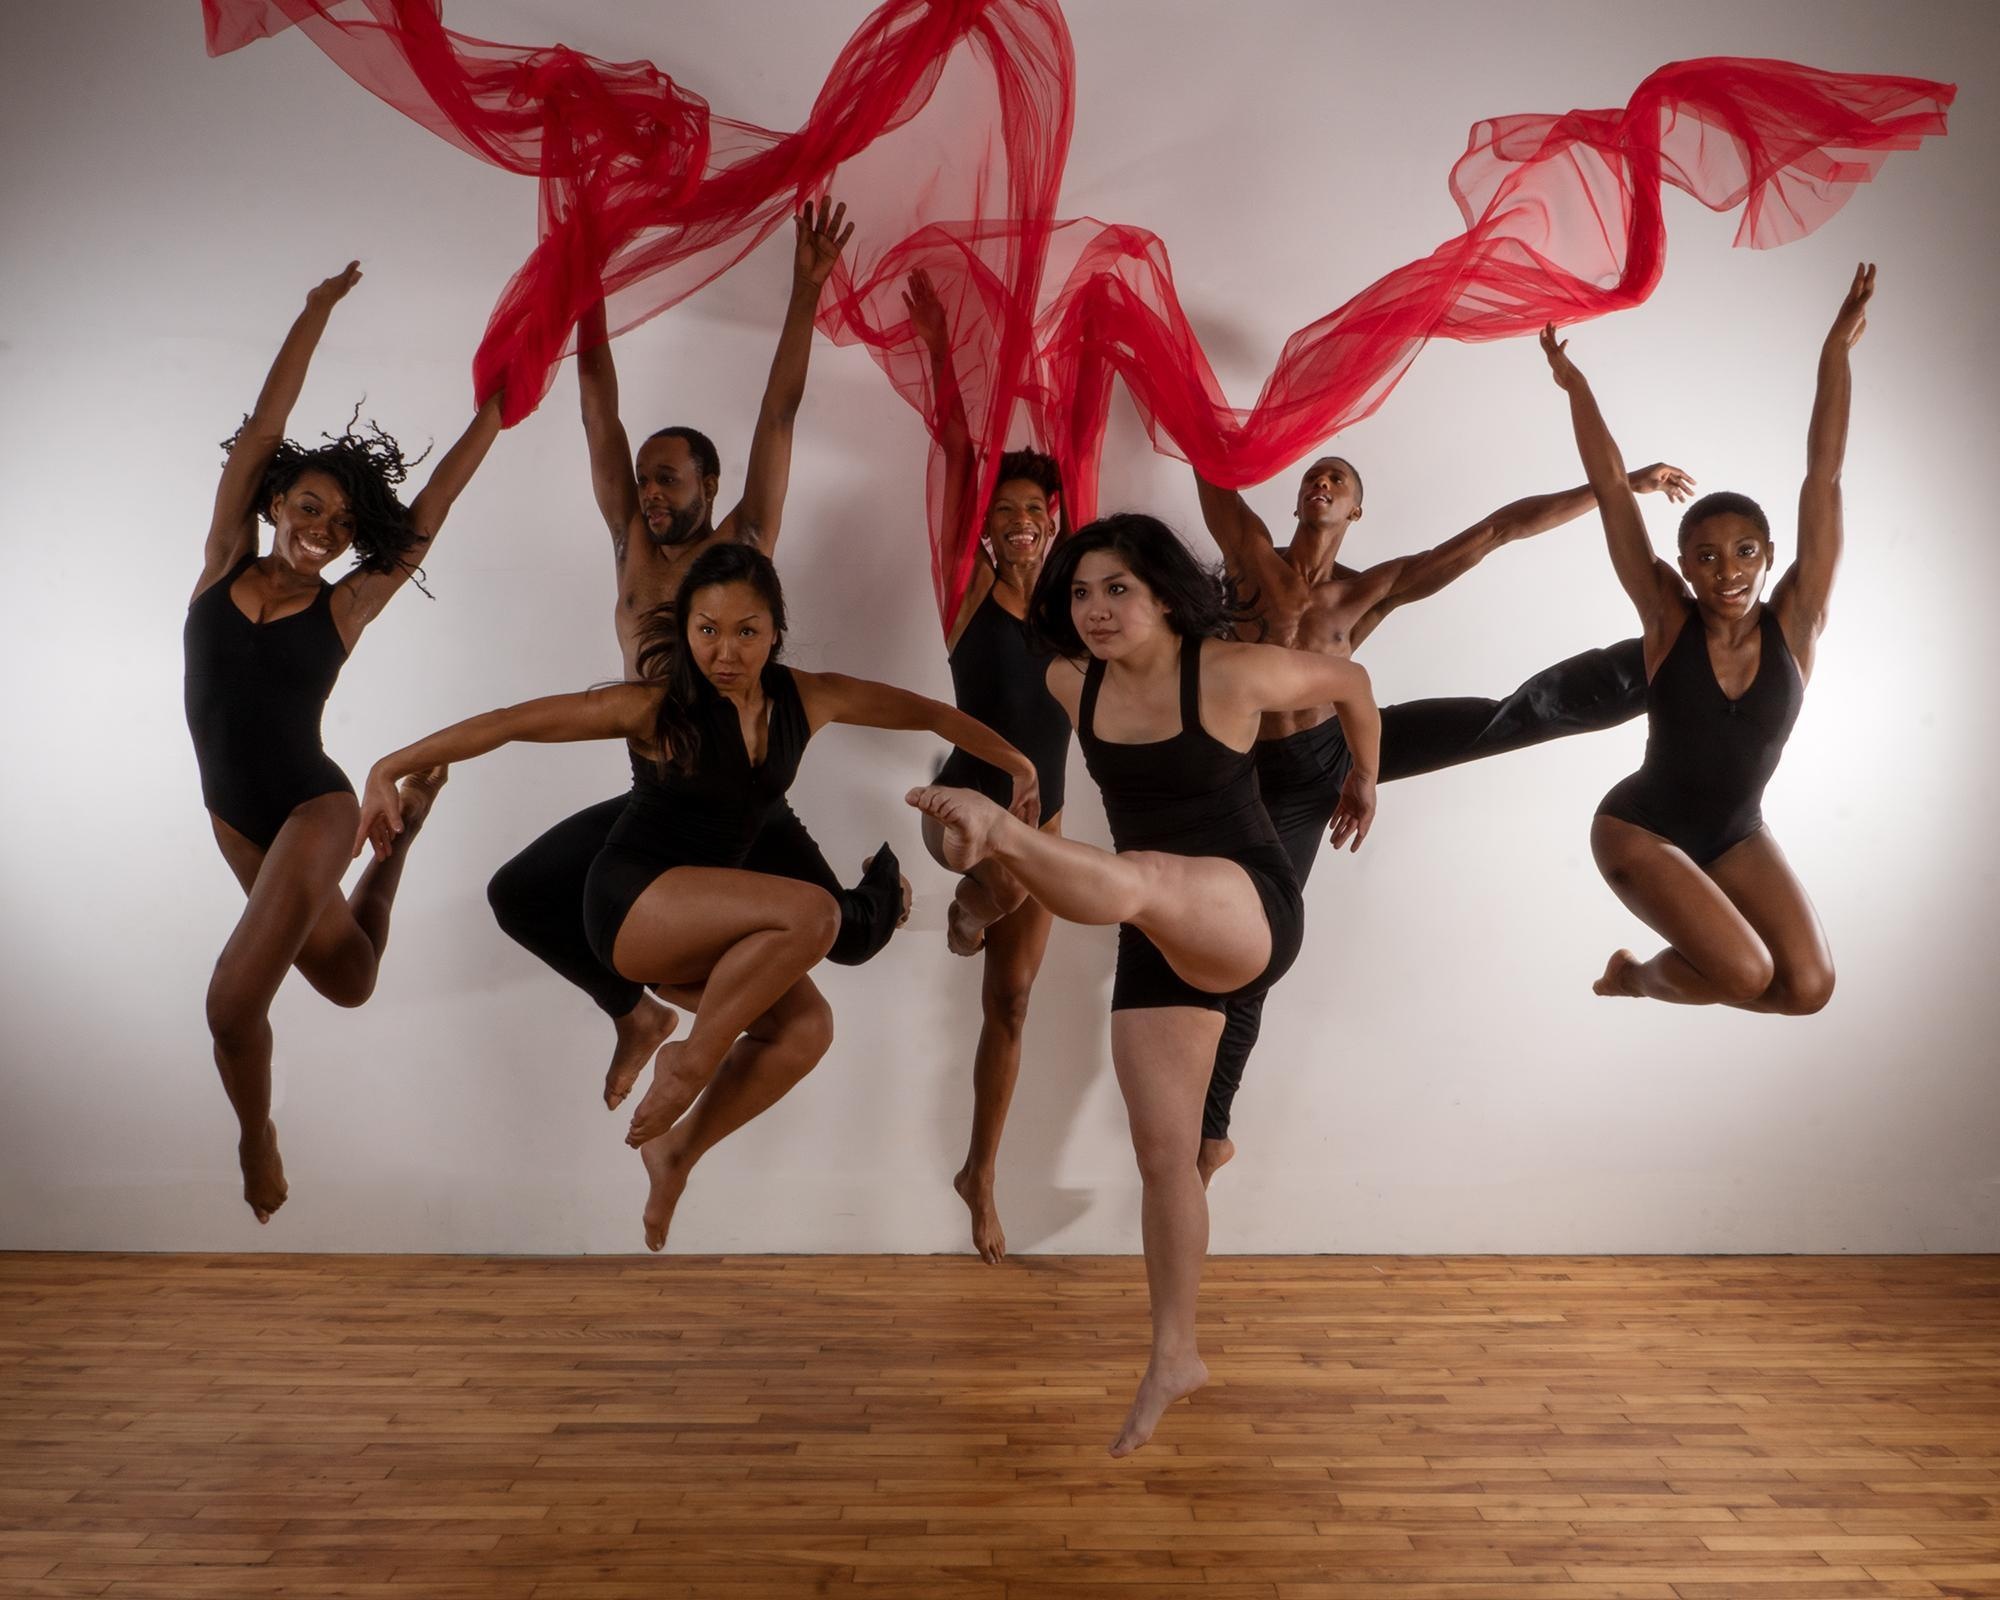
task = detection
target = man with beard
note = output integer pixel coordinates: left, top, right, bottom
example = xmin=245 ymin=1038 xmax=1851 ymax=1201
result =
xmin=487 ymin=198 xmax=908 ymax=1114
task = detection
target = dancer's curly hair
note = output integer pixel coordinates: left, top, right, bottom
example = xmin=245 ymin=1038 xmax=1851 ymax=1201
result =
xmin=222 ymin=404 xmax=430 ymax=583
xmin=1678 ymin=490 xmax=1770 ymax=549
xmin=634 ymin=542 xmax=789 ymax=776
xmin=991 ymin=448 xmax=1063 ymax=513
xmin=1028 ymin=511 xmax=1258 ymax=657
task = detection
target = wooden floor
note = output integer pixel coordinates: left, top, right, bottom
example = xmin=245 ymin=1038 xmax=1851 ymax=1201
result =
xmin=2 ymin=1255 xmax=1998 ymax=1598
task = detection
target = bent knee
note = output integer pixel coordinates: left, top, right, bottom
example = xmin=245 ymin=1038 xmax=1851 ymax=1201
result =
xmin=1709 ymin=947 xmax=1776 ymax=1006
xmin=800 ymin=888 xmax=841 ymax=952
xmin=485 ymin=862 xmax=535 ymax=933
xmin=205 ymin=970 xmax=266 ymax=1046
xmin=1774 ymin=963 xmax=1836 ymax=1016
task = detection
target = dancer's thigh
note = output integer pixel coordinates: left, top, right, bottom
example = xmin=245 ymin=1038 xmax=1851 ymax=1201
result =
xmin=1111 ymin=1007 xmax=1225 ymax=1172
xmin=611 ymin=866 xmax=837 ymax=987
xmin=1127 ymin=853 xmax=1271 ymax=996
xmin=1590 ymin=815 xmax=1767 ymax=977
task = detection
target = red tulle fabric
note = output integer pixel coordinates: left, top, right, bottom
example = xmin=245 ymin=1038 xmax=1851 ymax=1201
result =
xmin=204 ymin=2 xmax=1952 ymax=630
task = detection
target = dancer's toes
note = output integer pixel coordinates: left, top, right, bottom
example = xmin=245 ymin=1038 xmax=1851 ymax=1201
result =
xmin=1197 ymin=1136 xmax=1235 ymax=1190
xmin=396 ymin=765 xmax=450 ymax=832
xmin=238 ymin=1121 xmax=288 ymax=1225
xmin=639 ymin=1136 xmax=690 ymax=1253
xmin=904 ymin=785 xmax=1004 ymax=873
xmin=952 ymin=1167 xmax=1006 ymax=1263
xmin=1593 ymin=949 xmax=1640 ymax=997
xmin=1109 ymin=1355 xmax=1209 ymax=1458
xmin=605 ymin=998 xmax=679 ymax=1110
xmin=626 ymin=1040 xmax=706 ymax=1147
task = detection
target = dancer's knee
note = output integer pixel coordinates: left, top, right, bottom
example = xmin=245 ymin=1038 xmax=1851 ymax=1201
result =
xmin=205 ymin=964 xmax=266 ymax=1049
xmin=485 ymin=859 xmax=534 ymax=939
xmin=1770 ymin=960 xmax=1835 ymax=1015
xmin=1709 ymin=943 xmax=1777 ymax=1005
xmin=1130 ymin=1127 xmax=1197 ymax=1188
xmin=980 ymin=978 xmax=1033 ymax=1039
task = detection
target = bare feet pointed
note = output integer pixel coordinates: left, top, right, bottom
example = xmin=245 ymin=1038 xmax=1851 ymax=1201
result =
xmin=1197 ymin=1136 xmax=1235 ymax=1190
xmin=953 ymin=1166 xmax=1006 ymax=1263
xmin=239 ymin=1120 xmax=288 ymax=1224
xmin=1594 ymin=949 xmax=1640 ymax=997
xmin=1110 ymin=1354 xmax=1209 ymax=1458
xmin=625 ymin=1040 xmax=708 ymax=1147
xmin=904 ymin=785 xmax=1004 ymax=874
xmin=639 ymin=1136 xmax=690 ymax=1253
xmin=605 ymin=998 xmax=678 ymax=1110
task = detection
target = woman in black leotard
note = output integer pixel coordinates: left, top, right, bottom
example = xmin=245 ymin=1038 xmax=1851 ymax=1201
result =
xmin=190 ymin=261 xmax=501 ymax=1225
xmin=907 ymin=513 xmax=1380 ymax=1458
xmin=905 ymin=268 xmax=1074 ymax=1264
xmin=360 ymin=543 xmax=1035 ymax=1250
xmin=1540 ymin=264 xmax=1874 ymax=1012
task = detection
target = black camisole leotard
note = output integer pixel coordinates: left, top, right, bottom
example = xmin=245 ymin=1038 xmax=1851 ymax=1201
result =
xmin=582 ymin=661 xmax=814 ymax=973
xmin=1078 ymin=635 xmax=1304 ymax=1012
xmin=183 ymin=551 xmax=354 ymax=850
xmin=1596 ymin=603 xmax=1803 ymax=865
xmin=936 ymin=587 xmax=1070 ymax=821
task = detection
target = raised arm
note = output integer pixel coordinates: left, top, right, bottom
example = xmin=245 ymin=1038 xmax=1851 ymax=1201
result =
xmin=335 ymin=391 xmax=504 ymax=630
xmin=356 ymin=683 xmax=655 ymax=859
xmin=722 ymin=198 xmax=855 ymax=554
xmin=576 ymin=297 xmax=640 ymax=550
xmin=904 ymin=267 xmax=983 ymax=627
xmin=1540 ymin=325 xmax=1685 ymax=644
xmin=794 ymin=668 xmax=1040 ymax=826
xmin=204 ymin=262 xmax=361 ymax=589
xmin=1194 ymin=470 xmax=1306 ymax=622
xmin=1777 ymin=263 xmax=1873 ymax=653
xmin=1348 ymin=461 xmax=1694 ymax=647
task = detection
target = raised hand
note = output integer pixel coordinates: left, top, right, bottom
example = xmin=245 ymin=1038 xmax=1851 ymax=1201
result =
xmin=1629 ymin=462 xmax=1696 ymax=504
xmin=1328 ymin=769 xmax=1375 ymax=853
xmin=1828 ymin=261 xmax=1876 ymax=349
xmin=902 ymin=266 xmax=949 ymax=353
xmin=306 ymin=260 xmax=362 ymax=313
xmin=793 ymin=197 xmax=854 ymax=290
xmin=1540 ymin=322 xmax=1585 ymax=391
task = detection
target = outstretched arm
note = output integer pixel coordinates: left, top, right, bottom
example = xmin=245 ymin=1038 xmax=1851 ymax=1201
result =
xmin=337 ymin=391 xmax=504 ymax=628
xmin=722 ymin=198 xmax=855 ymax=554
xmin=356 ymin=683 xmax=655 ymax=859
xmin=905 ymin=266 xmax=984 ymax=631
xmin=576 ymin=297 xmax=641 ymax=553
xmin=1194 ymin=471 xmax=1306 ymax=622
xmin=1348 ymin=461 xmax=1694 ymax=647
xmin=1777 ymin=263 xmax=1874 ymax=652
xmin=794 ymin=668 xmax=1040 ymax=826
xmin=203 ymin=261 xmax=361 ymax=589
xmin=1540 ymin=324 xmax=1685 ymax=643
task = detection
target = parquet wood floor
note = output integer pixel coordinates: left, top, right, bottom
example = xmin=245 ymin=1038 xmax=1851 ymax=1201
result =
xmin=2 ymin=1253 xmax=1997 ymax=1597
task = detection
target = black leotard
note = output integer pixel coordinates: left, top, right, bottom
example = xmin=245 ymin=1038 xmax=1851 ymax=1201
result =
xmin=1596 ymin=604 xmax=1802 ymax=865
xmin=936 ymin=587 xmax=1069 ymax=820
xmin=183 ymin=551 xmax=353 ymax=850
xmin=1078 ymin=636 xmax=1303 ymax=1013
xmin=581 ymin=663 xmax=814 ymax=972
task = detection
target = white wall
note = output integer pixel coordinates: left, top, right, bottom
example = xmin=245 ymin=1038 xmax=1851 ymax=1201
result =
xmin=2 ymin=1 xmax=1994 ymax=1254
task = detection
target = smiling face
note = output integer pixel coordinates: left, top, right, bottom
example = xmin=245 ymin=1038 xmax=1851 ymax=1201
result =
xmin=270 ymin=469 xmax=355 ymax=576
xmin=635 ymin=434 xmax=715 ymax=548
xmin=984 ymin=476 xmax=1056 ymax=567
xmin=1678 ymin=511 xmax=1773 ymax=618
xmin=684 ymin=579 xmax=776 ymax=691
xmin=1293 ymin=456 xmax=1362 ymax=532
xmin=1069 ymin=548 xmax=1173 ymax=661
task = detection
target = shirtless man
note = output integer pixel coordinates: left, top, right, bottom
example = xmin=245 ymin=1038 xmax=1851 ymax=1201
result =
xmin=487 ymin=198 xmax=907 ymax=1112
xmin=1193 ymin=452 xmax=1692 ymax=1180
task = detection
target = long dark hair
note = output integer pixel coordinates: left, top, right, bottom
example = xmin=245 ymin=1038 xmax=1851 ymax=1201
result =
xmin=634 ymin=542 xmax=789 ymax=775
xmin=223 ymin=404 xmax=428 ymax=581
xmin=1026 ymin=511 xmax=1251 ymax=657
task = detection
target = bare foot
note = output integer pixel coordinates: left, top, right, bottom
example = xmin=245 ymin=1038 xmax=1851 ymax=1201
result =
xmin=1197 ymin=1136 xmax=1235 ymax=1190
xmin=639 ymin=1136 xmax=690 ymax=1253
xmin=625 ymin=1040 xmax=709 ymax=1147
xmin=1109 ymin=1354 xmax=1209 ymax=1458
xmin=1594 ymin=948 xmax=1641 ymax=997
xmin=239 ymin=1120 xmax=288 ymax=1224
xmin=396 ymin=765 xmax=450 ymax=832
xmin=904 ymin=785 xmax=1004 ymax=874
xmin=864 ymin=853 xmax=914 ymax=929
xmin=604 ymin=998 xmax=679 ymax=1110
xmin=953 ymin=1166 xmax=1006 ymax=1263
xmin=945 ymin=894 xmax=988 ymax=957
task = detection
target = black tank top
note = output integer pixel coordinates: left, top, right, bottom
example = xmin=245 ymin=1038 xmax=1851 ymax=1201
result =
xmin=938 ymin=587 xmax=1071 ymax=818
xmin=1078 ymin=636 xmax=1285 ymax=863
xmin=605 ymin=662 xmax=809 ymax=870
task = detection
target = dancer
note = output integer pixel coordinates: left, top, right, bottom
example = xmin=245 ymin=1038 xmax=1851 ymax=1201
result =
xmin=905 ymin=268 xmax=1072 ymax=1263
xmin=365 ymin=544 xmax=1036 ymax=1249
xmin=1191 ymin=453 xmax=1693 ymax=1178
xmin=485 ymin=199 xmax=908 ymax=1114
xmin=908 ymin=513 xmax=1379 ymax=1457
xmin=188 ymin=260 xmax=502 ymax=1223
xmin=1543 ymin=268 xmax=1871 ymax=1012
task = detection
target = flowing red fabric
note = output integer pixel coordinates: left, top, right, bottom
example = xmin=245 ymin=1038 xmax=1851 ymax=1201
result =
xmin=203 ymin=3 xmax=1951 ymax=630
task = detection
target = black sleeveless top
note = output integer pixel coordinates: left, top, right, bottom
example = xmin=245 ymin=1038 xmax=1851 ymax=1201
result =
xmin=1597 ymin=603 xmax=1803 ymax=865
xmin=183 ymin=551 xmax=352 ymax=848
xmin=937 ymin=588 xmax=1071 ymax=818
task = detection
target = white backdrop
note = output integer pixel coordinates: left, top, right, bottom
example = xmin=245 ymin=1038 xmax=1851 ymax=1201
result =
xmin=2 ymin=1 xmax=1994 ymax=1254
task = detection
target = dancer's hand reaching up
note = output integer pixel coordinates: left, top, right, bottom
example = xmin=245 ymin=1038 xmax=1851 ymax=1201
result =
xmin=306 ymin=260 xmax=362 ymax=312
xmin=794 ymin=196 xmax=854 ymax=291
xmin=1540 ymin=323 xmax=1585 ymax=392
xmin=1827 ymin=261 xmax=1876 ymax=349
xmin=1629 ymin=462 xmax=1696 ymax=504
